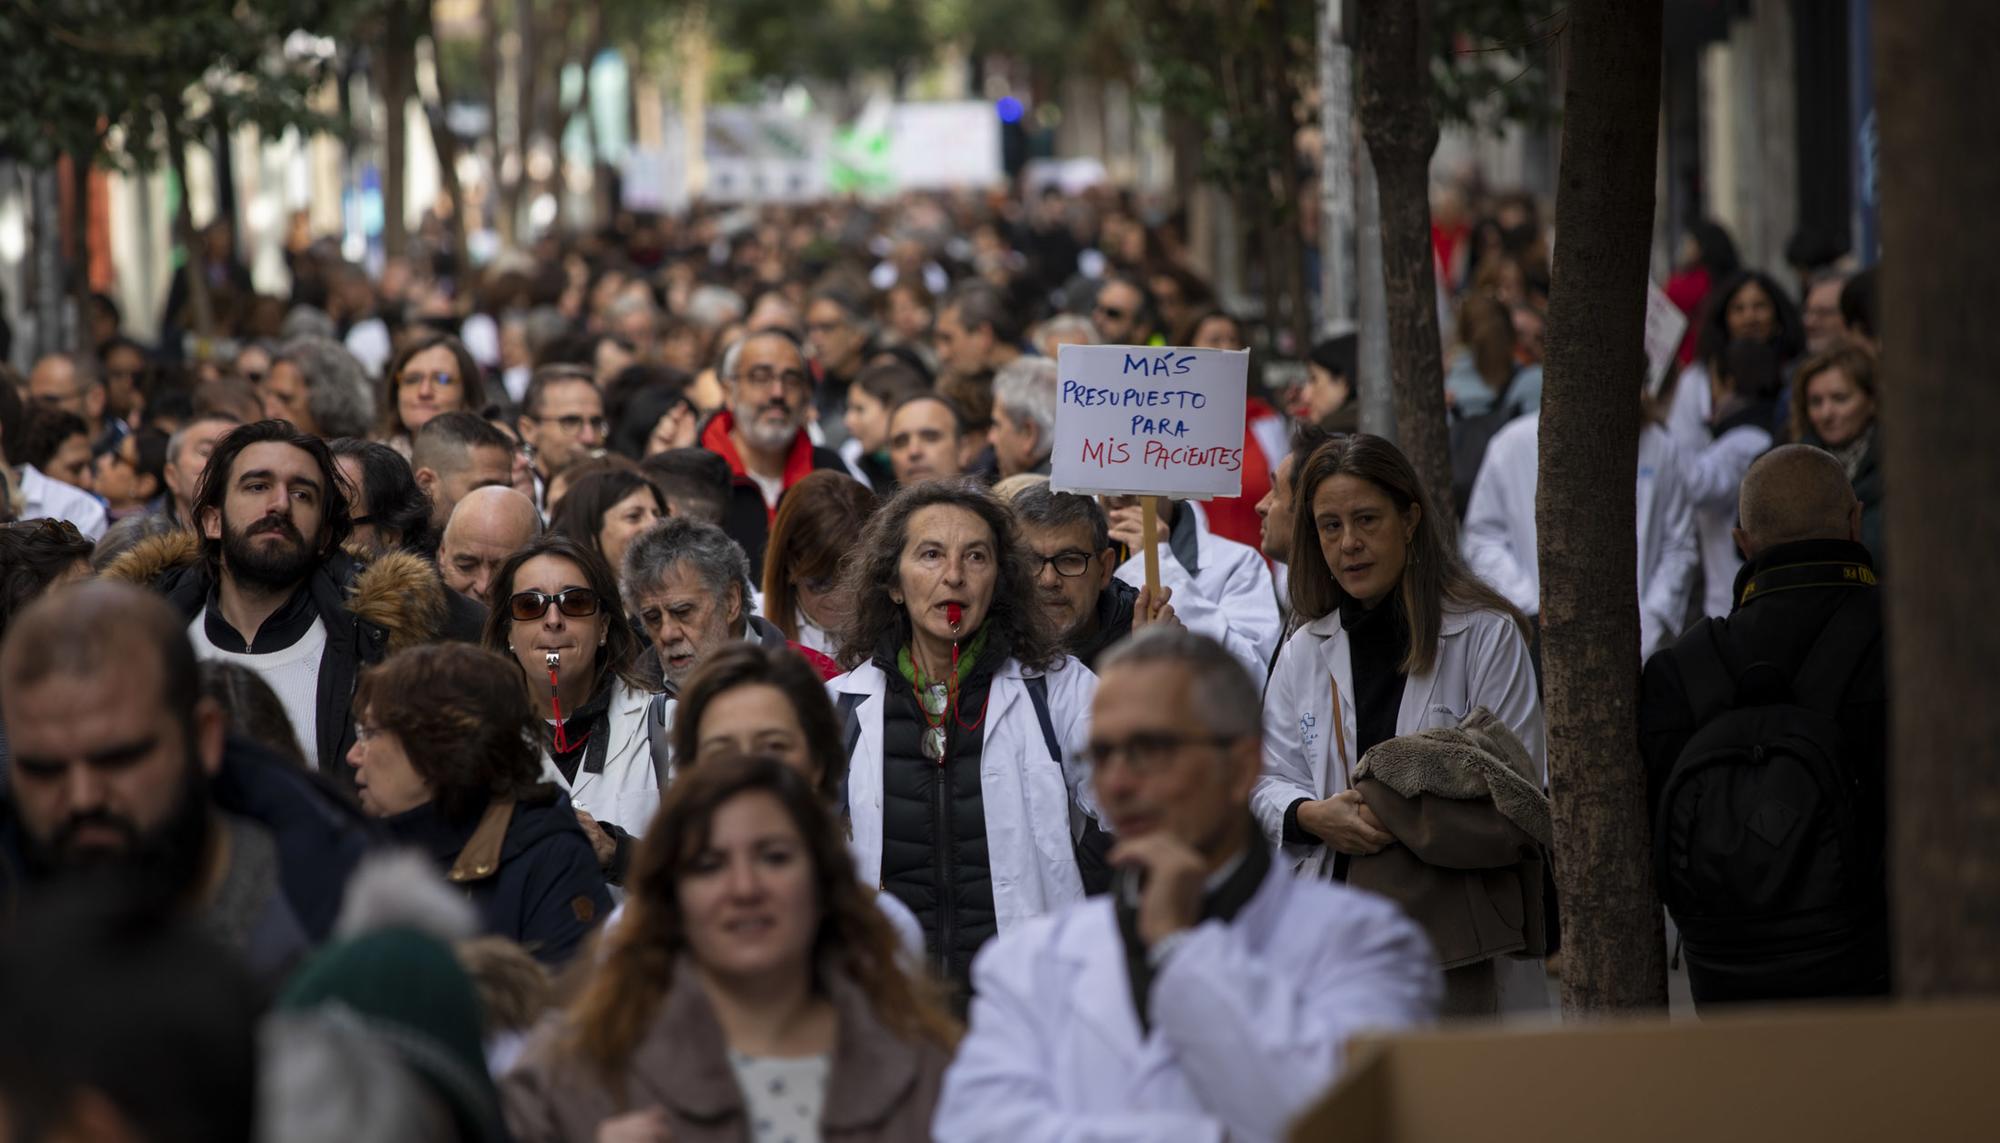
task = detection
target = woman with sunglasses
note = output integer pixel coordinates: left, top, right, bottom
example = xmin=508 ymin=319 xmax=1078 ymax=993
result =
xmin=379 ymin=334 xmax=487 ymax=458
xmin=482 ymin=536 xmax=660 ymax=885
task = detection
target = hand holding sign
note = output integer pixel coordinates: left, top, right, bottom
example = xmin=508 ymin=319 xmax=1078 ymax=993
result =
xmin=1052 ymin=344 xmax=1250 ymax=596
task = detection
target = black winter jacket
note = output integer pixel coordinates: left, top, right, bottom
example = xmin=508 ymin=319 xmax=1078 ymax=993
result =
xmin=873 ymin=636 xmax=1004 ymax=994
xmin=384 ymin=788 xmax=612 ymax=966
xmin=103 ymin=530 xmax=485 ymax=791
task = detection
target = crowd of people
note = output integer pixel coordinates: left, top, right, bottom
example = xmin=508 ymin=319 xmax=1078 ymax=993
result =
xmin=0 ymin=186 xmax=1889 ymax=1140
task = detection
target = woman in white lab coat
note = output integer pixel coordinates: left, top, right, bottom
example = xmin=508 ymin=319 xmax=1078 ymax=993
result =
xmin=827 ymin=479 xmax=1098 ymax=996
xmin=1256 ymin=433 xmax=1543 ymax=872
xmin=482 ymin=536 xmax=660 ymax=885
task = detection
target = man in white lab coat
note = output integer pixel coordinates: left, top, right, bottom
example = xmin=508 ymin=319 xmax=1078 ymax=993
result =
xmin=1106 ymin=495 xmax=1282 ymax=684
xmin=935 ymin=628 xmax=1439 ymax=1143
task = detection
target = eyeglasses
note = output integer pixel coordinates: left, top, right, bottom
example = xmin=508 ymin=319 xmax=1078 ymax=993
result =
xmin=797 ymin=575 xmax=837 ymax=595
xmin=397 ymin=370 xmax=458 ymax=389
xmin=525 ymin=413 xmax=610 ymax=435
xmin=239 ymin=370 xmax=267 ymax=385
xmin=509 ymin=587 xmax=604 ymax=622
xmin=1034 ymin=550 xmax=1095 ymax=578
xmin=352 ymin=722 xmax=386 ymax=745
xmin=737 ymin=365 xmax=809 ymax=391
xmin=1084 ymin=731 xmax=1239 ymax=775
xmin=1094 ymin=305 xmax=1129 ymax=322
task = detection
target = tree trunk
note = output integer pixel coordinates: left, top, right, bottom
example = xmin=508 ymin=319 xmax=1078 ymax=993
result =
xmin=164 ymin=119 xmax=214 ymax=343
xmin=1355 ymin=0 xmax=1453 ymax=532
xmin=1874 ymin=1 xmax=2000 ymax=997
xmin=30 ymin=166 xmax=67 ymax=361
xmin=1262 ymin=0 xmax=1312 ymax=359
xmin=379 ymin=0 xmax=416 ymax=259
xmin=421 ymin=0 xmax=472 ymax=274
xmin=1538 ymin=0 xmax=1668 ymax=1013
xmin=67 ymin=150 xmax=95 ymax=354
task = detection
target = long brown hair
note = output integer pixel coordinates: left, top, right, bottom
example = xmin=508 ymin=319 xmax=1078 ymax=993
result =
xmin=1288 ymin=434 xmax=1528 ymax=676
xmin=761 ymin=471 xmax=878 ymax=642
xmin=669 ymin=642 xmax=848 ymax=805
xmin=832 ymin=478 xmax=1062 ymax=671
xmin=562 ymin=756 xmax=958 ymax=1082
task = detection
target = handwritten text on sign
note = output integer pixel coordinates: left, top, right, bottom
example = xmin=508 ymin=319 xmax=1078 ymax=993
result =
xmin=1050 ymin=344 xmax=1250 ymax=498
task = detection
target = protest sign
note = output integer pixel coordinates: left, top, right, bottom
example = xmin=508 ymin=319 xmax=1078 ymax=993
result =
xmin=1051 ymin=343 xmax=1251 ymax=593
xmin=1645 ymin=279 xmax=1690 ymax=390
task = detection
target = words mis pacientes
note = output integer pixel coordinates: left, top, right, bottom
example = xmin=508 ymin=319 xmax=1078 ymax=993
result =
xmin=1061 ymin=350 xmax=1245 ymax=472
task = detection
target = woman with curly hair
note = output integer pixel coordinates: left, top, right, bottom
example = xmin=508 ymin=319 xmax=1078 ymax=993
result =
xmin=345 ymin=642 xmax=611 ymax=965
xmin=828 ymin=478 xmax=1100 ymax=995
xmin=502 ymin=757 xmax=956 ymax=1142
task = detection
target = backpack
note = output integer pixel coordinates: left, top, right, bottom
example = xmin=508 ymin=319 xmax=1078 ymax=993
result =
xmin=1653 ymin=593 xmax=1880 ymax=995
xmin=840 ymin=674 xmax=1116 ymax=895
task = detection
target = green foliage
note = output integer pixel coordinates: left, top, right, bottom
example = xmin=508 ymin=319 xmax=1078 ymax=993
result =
xmin=702 ymin=0 xmax=937 ymax=87
xmin=1431 ymin=0 xmax=1563 ymax=132
xmin=0 ymin=0 xmax=369 ymax=169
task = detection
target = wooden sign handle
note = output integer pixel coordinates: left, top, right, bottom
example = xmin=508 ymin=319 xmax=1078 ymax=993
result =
xmin=1141 ymin=495 xmax=1161 ymax=597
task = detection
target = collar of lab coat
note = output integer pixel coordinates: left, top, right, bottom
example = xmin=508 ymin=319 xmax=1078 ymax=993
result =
xmin=1050 ymin=847 xmax=1288 ymax=1060
xmin=1302 ymin=601 xmax=1479 ymax=640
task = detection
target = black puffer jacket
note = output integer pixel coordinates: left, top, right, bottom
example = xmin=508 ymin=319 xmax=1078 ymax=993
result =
xmin=873 ymin=634 xmax=1004 ymax=994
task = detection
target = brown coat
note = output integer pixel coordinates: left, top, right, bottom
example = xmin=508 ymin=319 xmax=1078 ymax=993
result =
xmin=1345 ymin=707 xmax=1552 ymax=971
xmin=501 ymin=964 xmax=949 ymax=1143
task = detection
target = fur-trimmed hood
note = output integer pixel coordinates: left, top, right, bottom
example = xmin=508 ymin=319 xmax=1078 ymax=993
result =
xmin=102 ymin=528 xmax=452 ymax=653
xmin=1352 ymin=706 xmax=1551 ymax=845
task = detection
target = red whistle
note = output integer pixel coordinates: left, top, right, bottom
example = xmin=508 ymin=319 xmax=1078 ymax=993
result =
xmin=947 ymin=602 xmax=963 ymax=627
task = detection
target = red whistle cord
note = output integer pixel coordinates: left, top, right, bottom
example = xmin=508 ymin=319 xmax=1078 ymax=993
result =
xmin=548 ymin=666 xmax=576 ymax=753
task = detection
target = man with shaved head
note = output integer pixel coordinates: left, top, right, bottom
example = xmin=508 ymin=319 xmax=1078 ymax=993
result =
xmin=0 ymin=582 xmax=367 ymax=977
xmin=1640 ymin=444 xmax=1886 ymax=1006
xmin=438 ymin=485 xmax=542 ymax=604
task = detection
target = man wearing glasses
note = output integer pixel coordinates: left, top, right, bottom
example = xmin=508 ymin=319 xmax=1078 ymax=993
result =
xmin=1009 ymin=484 xmax=1177 ymax=671
xmin=515 ymin=365 xmax=609 ymax=509
xmin=697 ymin=329 xmax=846 ymax=568
xmin=1090 ymin=275 xmax=1158 ymax=348
xmin=936 ymin=628 xmax=1439 ymax=1141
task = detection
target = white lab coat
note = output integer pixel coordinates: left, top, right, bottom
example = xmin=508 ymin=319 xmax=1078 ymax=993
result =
xmin=20 ymin=464 xmax=107 ymax=541
xmin=933 ymin=857 xmax=1440 ymax=1142
xmin=1461 ymin=415 xmax=1699 ymax=658
xmin=538 ymin=679 xmax=660 ymax=839
xmin=1667 ymin=420 xmax=1771 ymax=618
xmin=1254 ymin=604 xmax=1544 ymax=875
xmin=1114 ymin=519 xmax=1282 ymax=684
xmin=831 ymin=656 xmax=1100 ymax=934
xmin=1661 ymin=365 xmax=1772 ymax=616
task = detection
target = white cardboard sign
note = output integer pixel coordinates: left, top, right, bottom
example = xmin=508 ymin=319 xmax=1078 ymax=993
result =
xmin=1049 ymin=344 xmax=1250 ymax=499
xmin=1644 ymin=279 xmax=1691 ymax=389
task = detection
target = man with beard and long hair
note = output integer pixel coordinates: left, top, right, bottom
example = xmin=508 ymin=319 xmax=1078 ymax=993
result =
xmin=0 ymin=582 xmax=315 ymax=980
xmin=102 ymin=420 xmax=482 ymax=785
xmin=698 ymin=329 xmax=847 ymax=567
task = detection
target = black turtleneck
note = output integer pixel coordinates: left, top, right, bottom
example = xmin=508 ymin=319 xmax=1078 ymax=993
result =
xmin=1283 ymin=595 xmax=1410 ymax=848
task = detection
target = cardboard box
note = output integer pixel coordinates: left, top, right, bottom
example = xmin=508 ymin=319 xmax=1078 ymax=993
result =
xmin=1293 ymin=1002 xmax=2000 ymax=1142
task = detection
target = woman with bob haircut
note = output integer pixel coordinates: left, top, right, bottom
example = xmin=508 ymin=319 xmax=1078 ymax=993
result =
xmin=760 ymin=470 xmax=878 ymax=656
xmin=481 ymin=536 xmax=659 ymax=884
xmin=827 ymin=478 xmax=1099 ymax=995
xmin=501 ymin=756 xmax=957 ymax=1142
xmin=1255 ymin=434 xmax=1542 ymax=870
xmin=347 ymin=643 xmax=611 ymax=964
xmin=547 ymin=465 xmax=668 ymax=584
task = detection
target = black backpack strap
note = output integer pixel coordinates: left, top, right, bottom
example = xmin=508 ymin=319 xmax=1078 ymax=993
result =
xmin=1023 ymin=674 xmax=1063 ymax=763
xmin=836 ymin=692 xmax=868 ymax=764
xmin=1790 ymin=592 xmax=1881 ymax=718
xmin=646 ymin=693 xmax=672 ymax=788
xmin=1674 ymin=618 xmax=1740 ymax=724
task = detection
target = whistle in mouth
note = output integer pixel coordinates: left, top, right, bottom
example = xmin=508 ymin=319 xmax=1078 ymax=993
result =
xmin=946 ymin=603 xmax=962 ymax=627
xmin=545 ymin=651 xmax=561 ymax=670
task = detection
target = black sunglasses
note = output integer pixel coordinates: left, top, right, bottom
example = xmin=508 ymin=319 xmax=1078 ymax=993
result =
xmin=509 ymin=587 xmax=603 ymax=622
